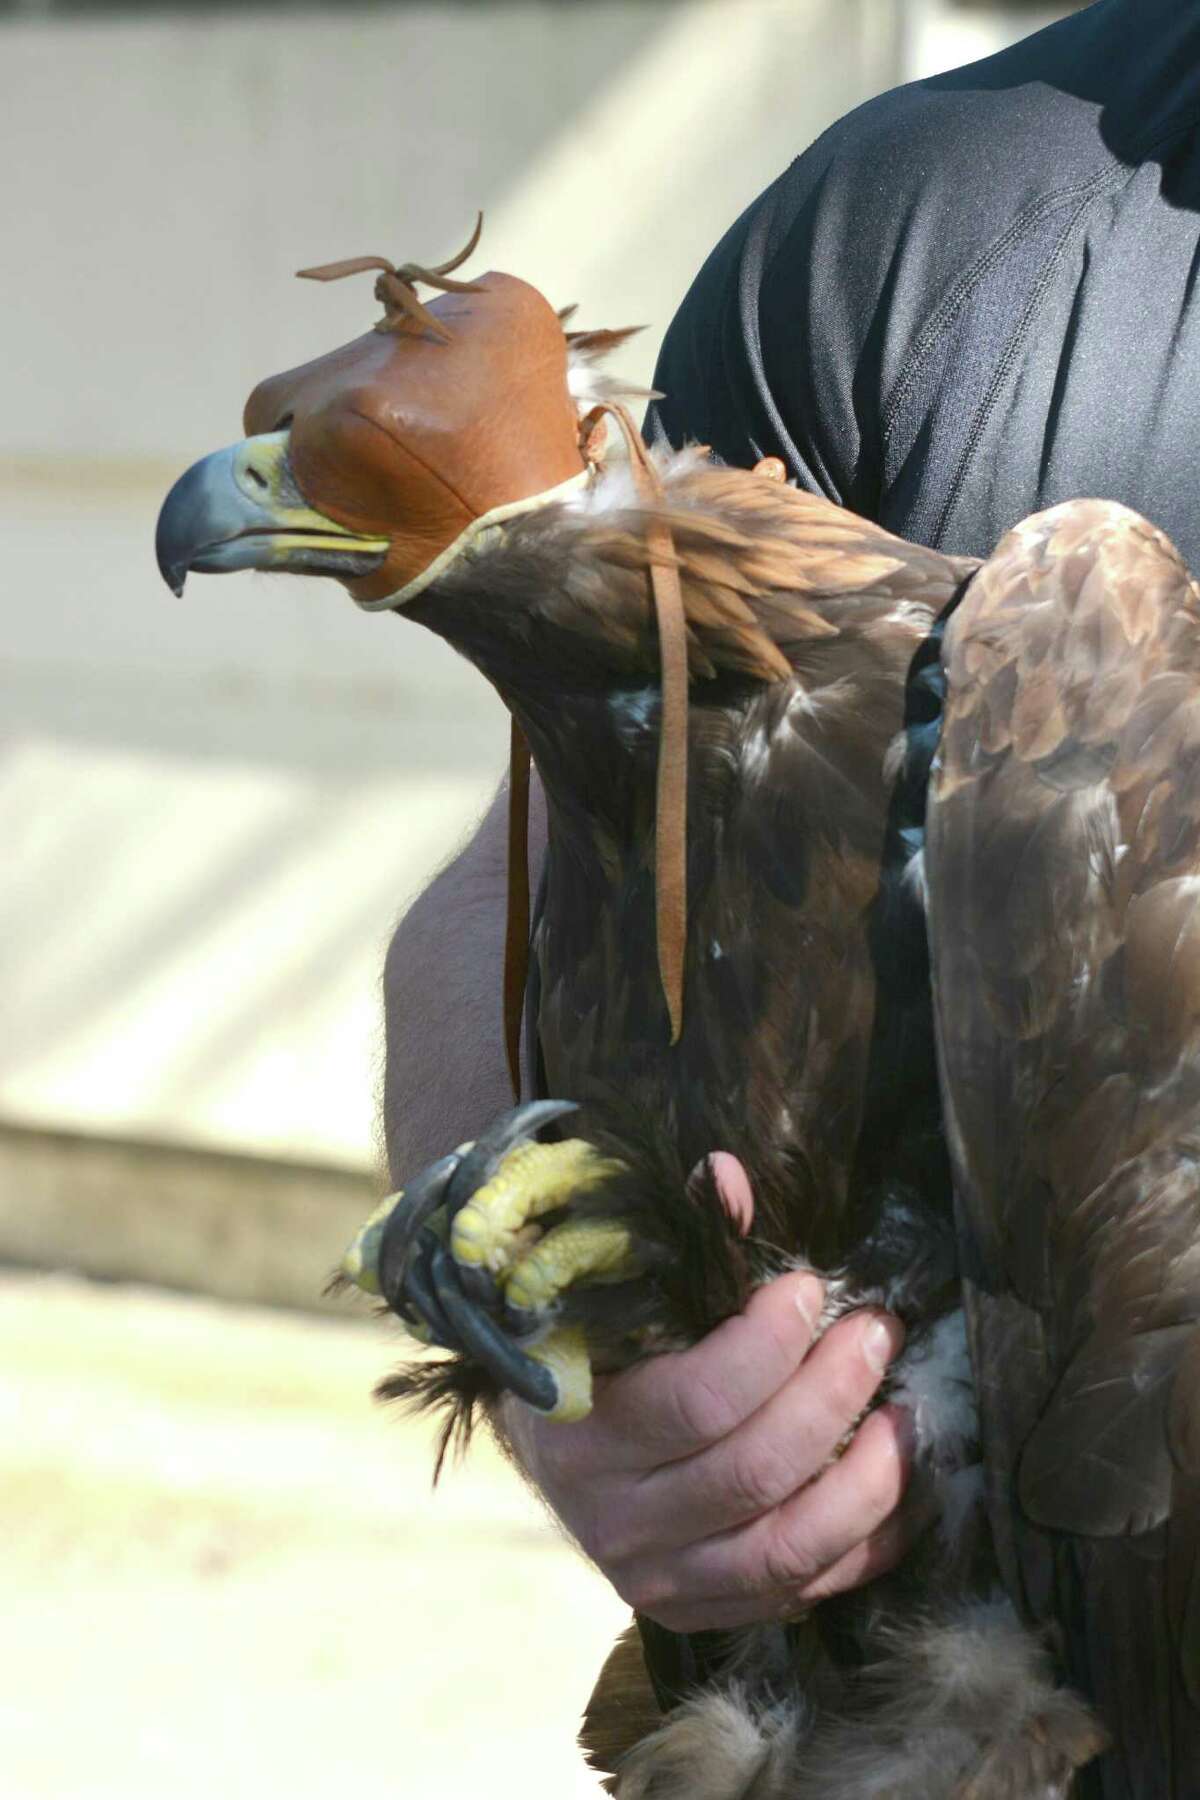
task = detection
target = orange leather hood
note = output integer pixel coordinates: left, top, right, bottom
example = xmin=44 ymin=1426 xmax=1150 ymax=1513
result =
xmin=243 ymin=271 xmax=587 ymax=607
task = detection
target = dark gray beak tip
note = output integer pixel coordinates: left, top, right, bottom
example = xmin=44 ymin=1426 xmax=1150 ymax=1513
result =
xmin=155 ymin=461 xmax=202 ymax=597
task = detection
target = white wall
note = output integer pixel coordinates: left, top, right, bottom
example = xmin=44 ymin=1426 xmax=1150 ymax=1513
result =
xmin=901 ymin=0 xmax=1074 ymax=79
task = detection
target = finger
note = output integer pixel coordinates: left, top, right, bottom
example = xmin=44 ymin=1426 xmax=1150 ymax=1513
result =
xmin=789 ymin=1473 xmax=933 ymax=1606
xmin=630 ymin=1310 xmax=905 ymax=1545
xmin=724 ymin=1403 xmax=914 ymax=1598
xmin=708 ymin=1152 xmax=755 ymax=1235
xmin=588 ymin=1269 xmax=826 ymax=1469
xmin=623 ymin=1404 xmax=913 ymax=1624
xmin=638 ymin=1508 xmax=917 ymax=1634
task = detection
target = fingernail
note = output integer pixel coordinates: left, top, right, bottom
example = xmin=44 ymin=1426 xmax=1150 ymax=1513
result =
xmin=863 ymin=1313 xmax=905 ymax=1375
xmin=793 ymin=1273 xmax=824 ymax=1332
xmin=709 ymin=1152 xmax=755 ymax=1236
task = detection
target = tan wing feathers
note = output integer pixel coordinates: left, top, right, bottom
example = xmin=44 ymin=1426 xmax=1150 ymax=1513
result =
xmin=511 ymin=460 xmax=974 ymax=688
xmin=927 ymin=497 xmax=1200 ymax=1759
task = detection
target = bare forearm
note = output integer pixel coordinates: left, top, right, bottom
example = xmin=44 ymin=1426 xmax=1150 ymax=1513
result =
xmin=382 ymin=772 xmax=547 ymax=1182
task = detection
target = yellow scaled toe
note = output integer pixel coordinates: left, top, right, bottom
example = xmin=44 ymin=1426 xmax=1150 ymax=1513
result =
xmin=450 ymin=1139 xmax=627 ymax=1277
xmin=340 ymin=1189 xmax=404 ymax=1296
xmin=504 ymin=1217 xmax=639 ymax=1314
xmin=527 ymin=1325 xmax=593 ymax=1422
xmin=339 ymin=1190 xmax=434 ymax=1343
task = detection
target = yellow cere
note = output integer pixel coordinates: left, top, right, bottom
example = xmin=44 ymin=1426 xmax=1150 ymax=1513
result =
xmin=232 ymin=432 xmax=388 ymax=555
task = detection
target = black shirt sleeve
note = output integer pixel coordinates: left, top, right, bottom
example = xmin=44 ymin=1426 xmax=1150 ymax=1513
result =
xmin=646 ymin=137 xmax=882 ymax=516
xmin=646 ymin=41 xmax=1121 ymax=526
xmin=646 ymin=0 xmax=1200 ymax=564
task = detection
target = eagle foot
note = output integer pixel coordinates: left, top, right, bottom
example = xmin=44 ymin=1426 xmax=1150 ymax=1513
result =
xmin=340 ymin=1101 xmax=643 ymax=1420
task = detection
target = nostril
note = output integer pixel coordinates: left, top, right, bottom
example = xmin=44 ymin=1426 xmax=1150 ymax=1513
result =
xmin=245 ymin=464 xmax=269 ymax=492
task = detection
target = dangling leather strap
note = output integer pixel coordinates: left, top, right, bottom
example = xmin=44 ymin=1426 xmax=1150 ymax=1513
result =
xmin=504 ymin=718 xmax=533 ymax=1100
xmin=501 ymin=406 xmax=689 ymax=1101
xmin=597 ymin=403 xmax=688 ymax=1047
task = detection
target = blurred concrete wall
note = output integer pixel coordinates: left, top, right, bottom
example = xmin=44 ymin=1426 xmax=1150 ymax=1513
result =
xmin=1 ymin=0 xmax=1076 ymax=1297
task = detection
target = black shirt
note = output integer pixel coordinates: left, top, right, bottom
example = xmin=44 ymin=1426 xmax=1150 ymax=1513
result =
xmin=649 ymin=0 xmax=1200 ymax=567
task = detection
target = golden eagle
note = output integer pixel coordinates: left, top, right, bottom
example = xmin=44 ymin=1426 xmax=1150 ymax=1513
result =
xmin=156 ymin=227 xmax=1200 ymax=1799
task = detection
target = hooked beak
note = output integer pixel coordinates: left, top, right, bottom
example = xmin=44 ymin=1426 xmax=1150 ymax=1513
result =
xmin=155 ymin=430 xmax=388 ymax=596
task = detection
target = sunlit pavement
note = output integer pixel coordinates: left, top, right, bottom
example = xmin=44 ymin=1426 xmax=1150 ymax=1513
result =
xmin=0 ymin=1271 xmax=627 ymax=1799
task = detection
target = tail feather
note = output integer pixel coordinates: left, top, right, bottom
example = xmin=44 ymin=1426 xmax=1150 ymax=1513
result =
xmin=375 ymin=1356 xmax=497 ymax=1482
xmin=581 ymin=1623 xmax=667 ymax=1795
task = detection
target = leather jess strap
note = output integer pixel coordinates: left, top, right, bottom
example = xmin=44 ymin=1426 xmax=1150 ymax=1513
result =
xmin=504 ymin=717 xmax=533 ymax=1098
xmin=503 ymin=403 xmax=688 ymax=1097
xmin=297 ymin=213 xmax=486 ymax=343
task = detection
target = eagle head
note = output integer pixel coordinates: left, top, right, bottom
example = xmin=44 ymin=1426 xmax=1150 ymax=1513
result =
xmin=155 ymin=260 xmax=588 ymax=608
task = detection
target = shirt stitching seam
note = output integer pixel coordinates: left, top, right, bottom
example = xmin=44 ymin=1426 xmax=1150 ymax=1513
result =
xmin=931 ymin=175 xmax=1124 ymax=545
xmin=880 ymin=164 xmax=1126 ymax=449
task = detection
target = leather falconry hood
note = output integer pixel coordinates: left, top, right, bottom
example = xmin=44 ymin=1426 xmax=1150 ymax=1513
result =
xmin=244 ymin=220 xmax=590 ymax=609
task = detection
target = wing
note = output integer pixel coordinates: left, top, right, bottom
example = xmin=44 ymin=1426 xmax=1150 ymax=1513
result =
xmin=925 ymin=500 xmax=1200 ymax=1798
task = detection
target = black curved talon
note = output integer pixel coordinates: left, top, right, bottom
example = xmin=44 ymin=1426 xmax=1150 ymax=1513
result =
xmin=455 ymin=1267 xmax=504 ymax=1309
xmin=445 ymin=1099 xmax=579 ymax=1307
xmin=428 ymin=1241 xmax=559 ymax=1413
xmin=373 ymin=1102 xmax=578 ymax=1404
xmin=398 ymin=1225 xmax=463 ymax=1350
xmin=443 ymin=1099 xmax=579 ymax=1218
xmin=377 ymin=1149 xmax=463 ymax=1329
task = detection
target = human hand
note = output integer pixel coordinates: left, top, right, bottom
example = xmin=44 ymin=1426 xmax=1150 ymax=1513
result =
xmin=500 ymin=1157 xmax=914 ymax=1633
